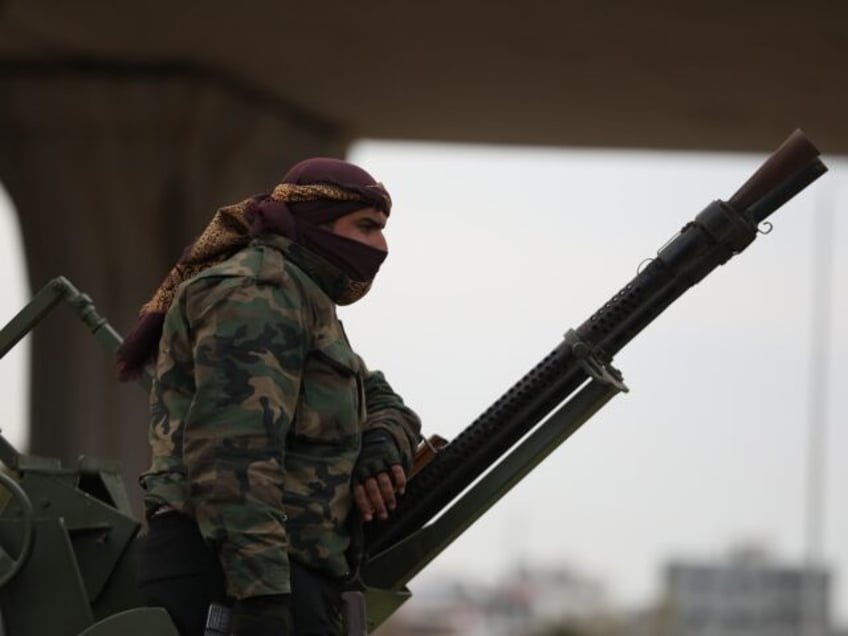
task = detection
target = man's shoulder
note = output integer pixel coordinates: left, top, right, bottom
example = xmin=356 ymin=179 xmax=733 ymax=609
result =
xmin=185 ymin=242 xmax=301 ymax=291
xmin=176 ymin=243 xmax=327 ymax=317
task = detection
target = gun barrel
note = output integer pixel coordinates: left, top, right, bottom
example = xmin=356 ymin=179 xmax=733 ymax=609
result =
xmin=364 ymin=130 xmax=827 ymax=557
xmin=729 ymin=129 xmax=821 ymax=213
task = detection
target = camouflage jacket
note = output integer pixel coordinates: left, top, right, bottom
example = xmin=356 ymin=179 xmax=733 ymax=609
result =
xmin=140 ymin=234 xmax=421 ymax=599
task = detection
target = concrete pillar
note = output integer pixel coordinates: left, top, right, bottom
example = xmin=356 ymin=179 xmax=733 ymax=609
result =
xmin=0 ymin=63 xmax=348 ymax=513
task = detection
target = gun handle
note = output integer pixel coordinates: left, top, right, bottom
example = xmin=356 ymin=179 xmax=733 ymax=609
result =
xmin=409 ymin=434 xmax=449 ymax=479
xmin=203 ymin=603 xmax=231 ymax=636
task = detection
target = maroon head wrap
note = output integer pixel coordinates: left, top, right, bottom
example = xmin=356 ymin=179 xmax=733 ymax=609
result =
xmin=247 ymin=157 xmax=391 ymax=282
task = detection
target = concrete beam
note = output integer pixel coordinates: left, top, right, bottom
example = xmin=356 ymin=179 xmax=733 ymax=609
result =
xmin=0 ymin=65 xmax=348 ymax=511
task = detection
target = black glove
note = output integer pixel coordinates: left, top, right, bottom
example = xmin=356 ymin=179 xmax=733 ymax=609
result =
xmin=230 ymin=594 xmax=293 ymax=636
xmin=354 ymin=430 xmax=405 ymax=484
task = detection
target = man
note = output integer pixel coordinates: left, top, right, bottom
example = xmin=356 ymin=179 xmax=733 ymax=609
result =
xmin=117 ymin=158 xmax=422 ymax=636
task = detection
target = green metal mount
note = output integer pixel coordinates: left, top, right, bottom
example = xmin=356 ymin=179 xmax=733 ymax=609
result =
xmin=0 ymin=277 xmax=168 ymax=635
xmin=360 ymin=332 xmax=627 ymax=628
xmin=0 ymin=275 xmax=150 ymax=403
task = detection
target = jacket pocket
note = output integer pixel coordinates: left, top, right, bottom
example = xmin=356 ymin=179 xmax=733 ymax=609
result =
xmin=311 ymin=338 xmax=359 ymax=376
xmin=293 ymin=337 xmax=364 ymax=444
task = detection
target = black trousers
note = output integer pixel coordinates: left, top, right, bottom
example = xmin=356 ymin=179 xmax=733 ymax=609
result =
xmin=137 ymin=511 xmax=344 ymax=636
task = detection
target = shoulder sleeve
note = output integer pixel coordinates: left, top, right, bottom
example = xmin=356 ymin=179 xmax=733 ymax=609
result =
xmin=362 ymin=369 xmax=422 ymax=469
xmin=182 ymin=275 xmax=308 ymax=599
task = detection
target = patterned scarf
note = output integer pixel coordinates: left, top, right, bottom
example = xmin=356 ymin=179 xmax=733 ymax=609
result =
xmin=116 ymin=158 xmax=391 ymax=381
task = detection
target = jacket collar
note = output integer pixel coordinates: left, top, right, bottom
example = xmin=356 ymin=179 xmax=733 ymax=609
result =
xmin=254 ymin=234 xmax=353 ymax=304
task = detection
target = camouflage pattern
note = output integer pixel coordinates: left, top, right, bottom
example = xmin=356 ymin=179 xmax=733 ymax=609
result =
xmin=140 ymin=234 xmax=421 ymax=599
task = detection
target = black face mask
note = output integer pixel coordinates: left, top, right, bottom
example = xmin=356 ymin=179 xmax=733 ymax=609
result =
xmin=247 ymin=197 xmax=389 ymax=296
xmin=295 ymin=223 xmax=388 ymax=304
xmin=297 ymin=223 xmax=387 ymax=281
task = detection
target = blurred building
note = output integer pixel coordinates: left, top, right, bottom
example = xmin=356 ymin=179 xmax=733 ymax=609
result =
xmin=374 ymin=550 xmax=842 ymax=636
xmin=377 ymin=564 xmax=610 ymax=636
xmin=661 ymin=548 xmax=832 ymax=636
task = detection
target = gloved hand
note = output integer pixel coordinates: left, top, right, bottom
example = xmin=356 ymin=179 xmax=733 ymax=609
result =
xmin=230 ymin=594 xmax=293 ymax=636
xmin=353 ymin=430 xmax=408 ymax=522
xmin=354 ymin=430 xmax=405 ymax=483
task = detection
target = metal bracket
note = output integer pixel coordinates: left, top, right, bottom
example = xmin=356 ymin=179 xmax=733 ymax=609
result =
xmin=0 ymin=276 xmax=151 ymax=387
xmin=563 ymin=329 xmax=628 ymax=392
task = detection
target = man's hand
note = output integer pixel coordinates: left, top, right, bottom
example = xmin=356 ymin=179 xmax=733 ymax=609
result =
xmin=353 ymin=430 xmax=408 ymax=522
xmin=353 ymin=465 xmax=406 ymax=522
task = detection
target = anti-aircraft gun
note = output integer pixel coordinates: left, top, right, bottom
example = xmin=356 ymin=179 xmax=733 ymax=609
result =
xmin=0 ymin=130 xmax=829 ymax=635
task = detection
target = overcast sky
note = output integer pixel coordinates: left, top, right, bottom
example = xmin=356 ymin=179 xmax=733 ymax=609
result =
xmin=1 ymin=139 xmax=846 ymax=626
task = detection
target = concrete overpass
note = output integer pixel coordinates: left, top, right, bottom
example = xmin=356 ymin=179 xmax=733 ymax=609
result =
xmin=0 ymin=0 xmax=845 ymax=508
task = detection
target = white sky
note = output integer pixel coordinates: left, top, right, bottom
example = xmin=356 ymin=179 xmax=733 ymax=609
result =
xmin=1 ymin=140 xmax=846 ymax=626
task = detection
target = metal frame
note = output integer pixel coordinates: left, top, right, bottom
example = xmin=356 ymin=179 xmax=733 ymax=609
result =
xmin=361 ymin=336 xmax=628 ymax=629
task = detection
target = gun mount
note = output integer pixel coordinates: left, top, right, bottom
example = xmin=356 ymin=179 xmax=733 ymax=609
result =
xmin=0 ymin=130 xmax=828 ymax=634
xmin=0 ymin=278 xmax=173 ymax=635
